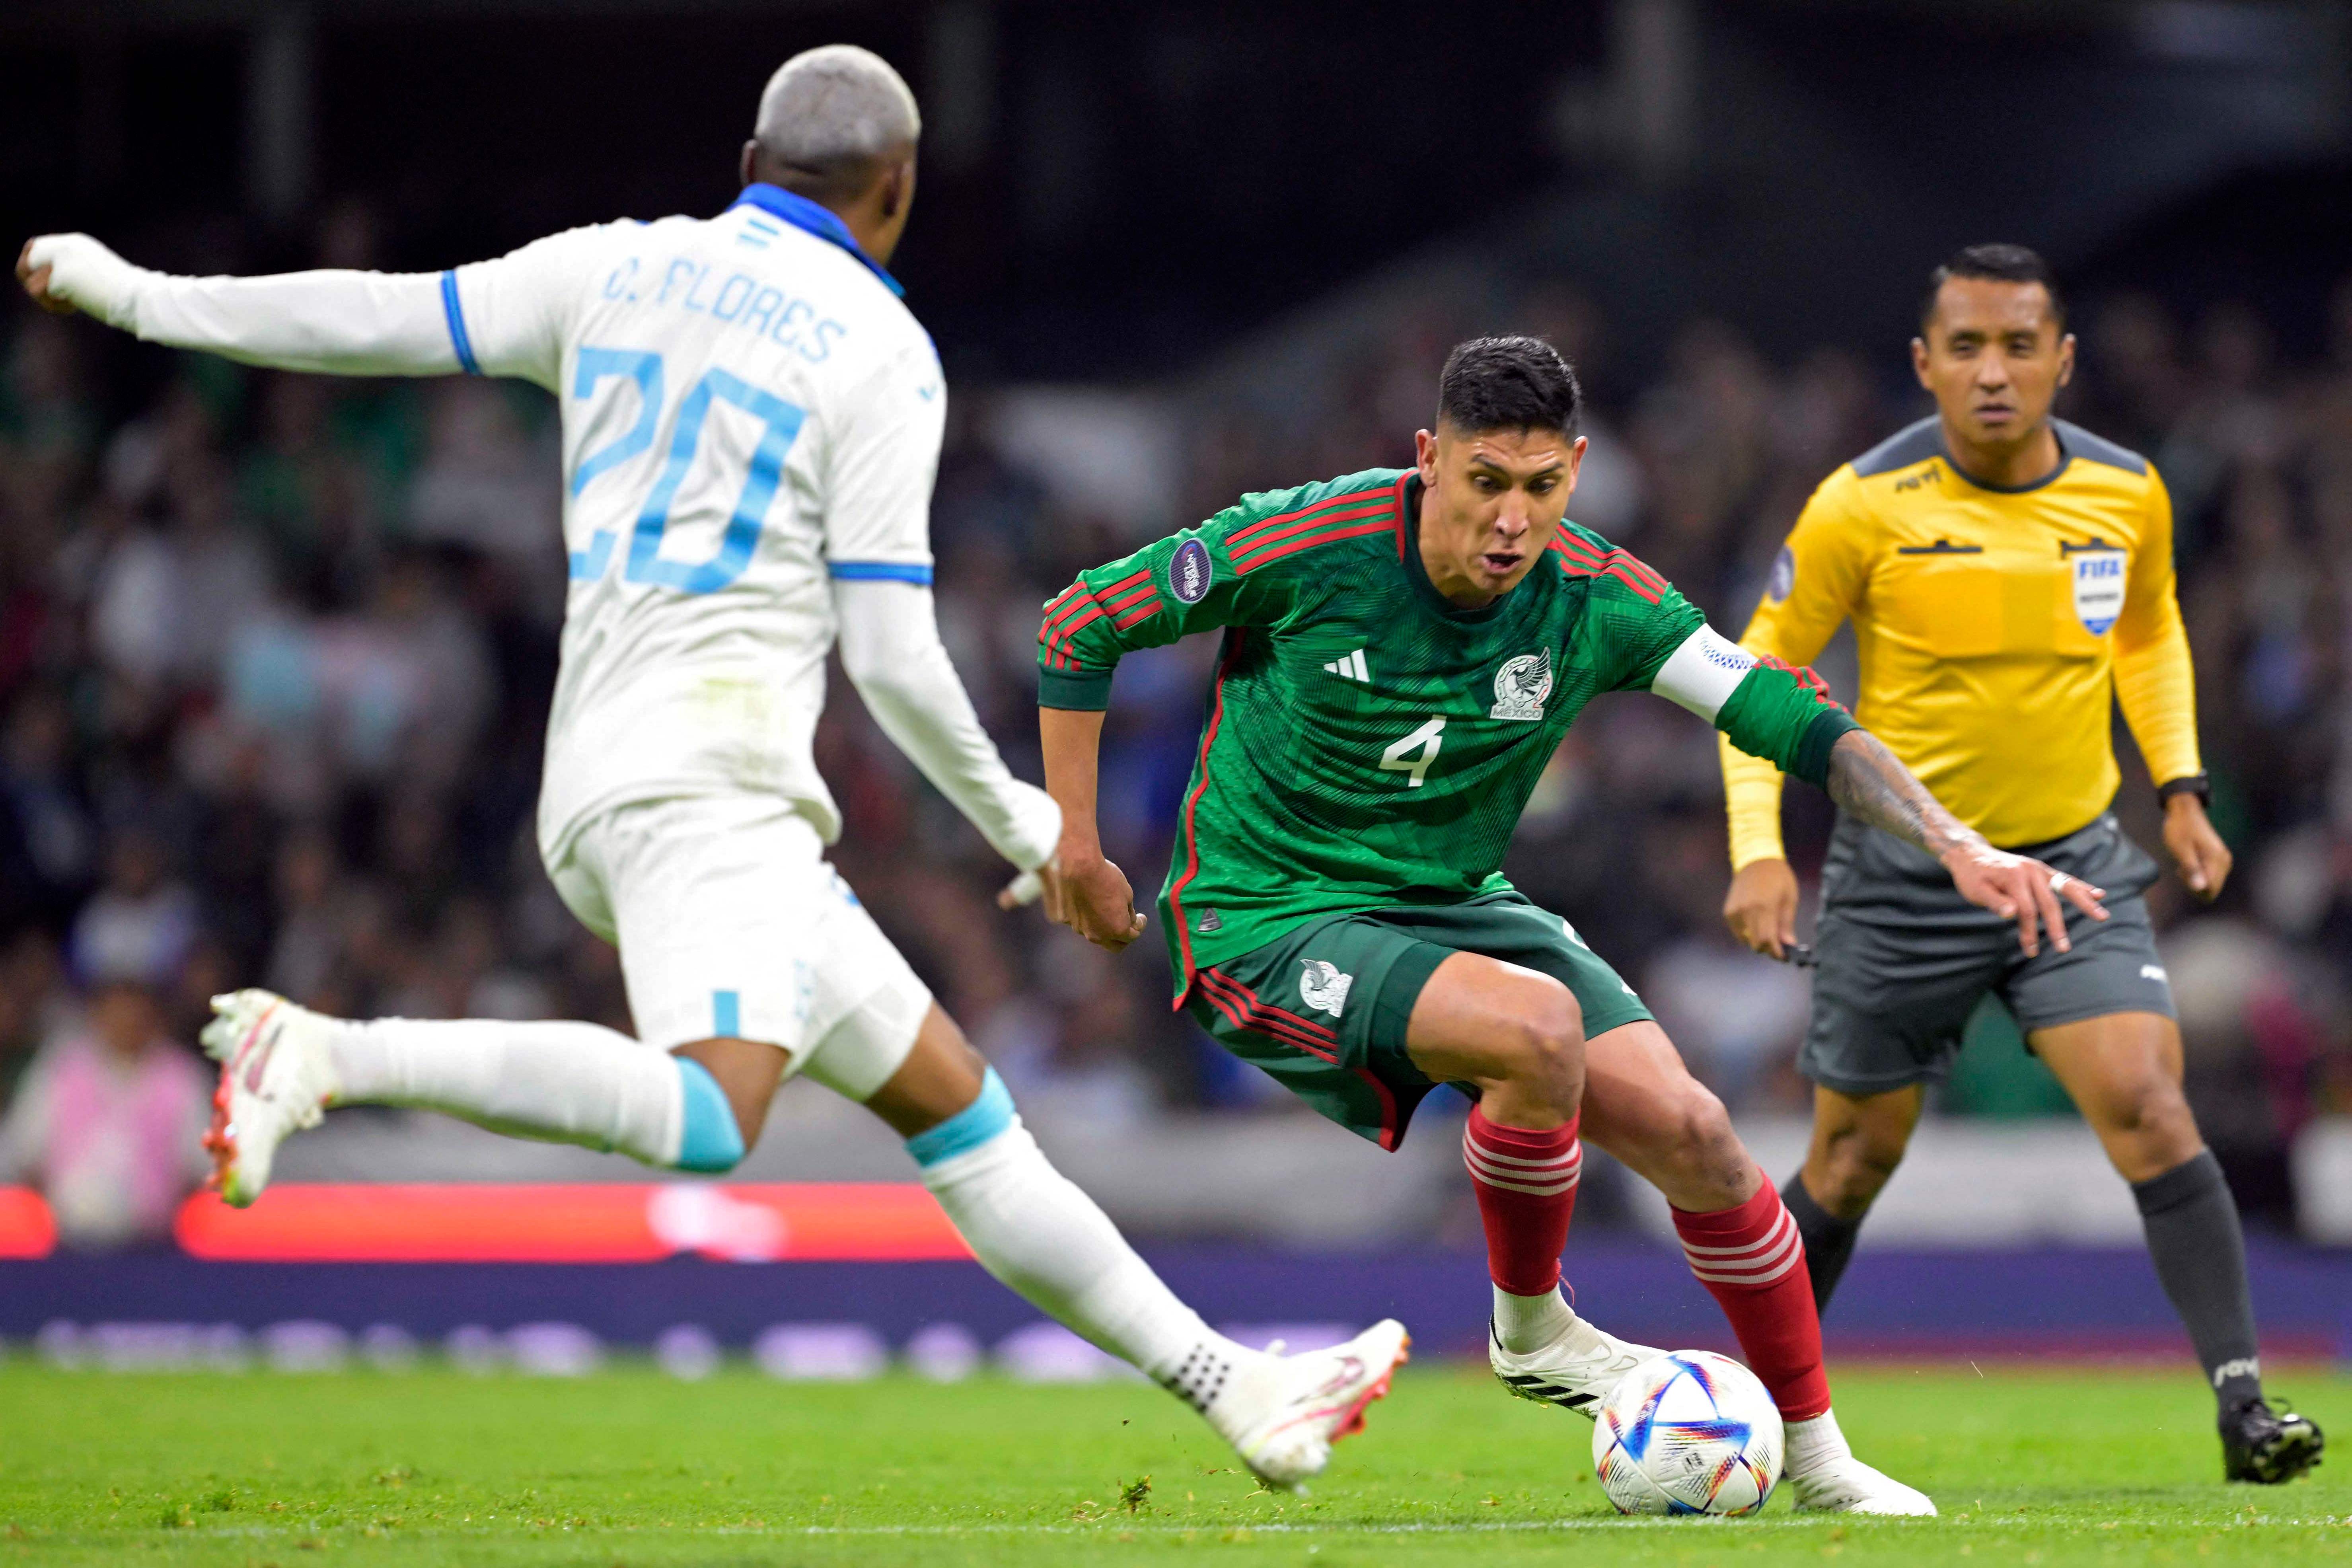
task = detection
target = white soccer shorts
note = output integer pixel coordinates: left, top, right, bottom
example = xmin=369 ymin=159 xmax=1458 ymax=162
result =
xmin=546 ymin=793 xmax=930 ymax=1101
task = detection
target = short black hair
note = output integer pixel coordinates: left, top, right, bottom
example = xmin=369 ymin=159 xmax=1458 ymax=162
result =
xmin=1922 ymin=243 xmax=2066 ymax=331
xmin=1436 ymin=335 xmax=1581 ymax=437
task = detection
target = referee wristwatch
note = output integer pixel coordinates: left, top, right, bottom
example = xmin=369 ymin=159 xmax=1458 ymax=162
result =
xmin=2157 ymin=773 xmax=2211 ymax=807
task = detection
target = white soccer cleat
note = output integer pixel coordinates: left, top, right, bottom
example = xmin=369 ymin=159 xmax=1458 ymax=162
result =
xmin=1489 ymin=1310 xmax=1665 ymax=1419
xmin=199 ymin=989 xmax=341 ymax=1207
xmin=1220 ymin=1319 xmax=1411 ymax=1490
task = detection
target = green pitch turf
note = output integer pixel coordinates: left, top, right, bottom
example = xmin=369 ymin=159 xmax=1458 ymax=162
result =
xmin=0 ymin=1360 xmax=2342 ymax=1566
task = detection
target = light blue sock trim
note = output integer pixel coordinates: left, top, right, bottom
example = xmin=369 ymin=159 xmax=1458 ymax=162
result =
xmin=674 ymin=1057 xmax=746 ymax=1173
xmin=906 ymin=1067 xmax=1016 ymax=1169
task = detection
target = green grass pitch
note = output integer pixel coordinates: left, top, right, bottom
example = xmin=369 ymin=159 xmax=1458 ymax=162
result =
xmin=0 ymin=1360 xmax=2343 ymax=1565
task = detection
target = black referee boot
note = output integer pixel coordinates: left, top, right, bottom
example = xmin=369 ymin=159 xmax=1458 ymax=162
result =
xmin=2220 ymin=1398 xmax=2324 ymax=1483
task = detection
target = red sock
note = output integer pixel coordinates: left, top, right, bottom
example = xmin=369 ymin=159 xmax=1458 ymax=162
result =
xmin=1462 ymin=1105 xmax=1581 ymax=1296
xmin=1672 ymin=1176 xmax=1831 ymax=1420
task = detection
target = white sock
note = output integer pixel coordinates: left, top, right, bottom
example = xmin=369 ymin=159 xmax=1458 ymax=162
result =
xmin=1784 ymin=1408 xmax=1851 ymax=1475
xmin=330 ymin=1017 xmax=682 ymax=1166
xmin=917 ymin=1119 xmax=1263 ymax=1420
xmin=1492 ymin=1285 xmax=1576 ymax=1356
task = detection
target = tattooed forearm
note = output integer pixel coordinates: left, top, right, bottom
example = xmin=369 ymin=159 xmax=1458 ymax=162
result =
xmin=1826 ymin=730 xmax=1978 ymax=859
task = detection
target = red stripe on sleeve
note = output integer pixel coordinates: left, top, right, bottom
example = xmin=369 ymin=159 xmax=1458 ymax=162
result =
xmin=1232 ymin=518 xmax=1398 ymax=575
xmin=1609 ymin=549 xmax=1669 ymax=594
xmin=1602 ymin=565 xmax=1663 ymax=602
xmin=1227 ymin=486 xmax=1392 ymax=552
xmin=1099 ymin=579 xmax=1160 ymax=616
xmin=1550 ymin=533 xmax=1606 ymax=569
xmin=1042 ymin=568 xmax=1149 ymax=636
xmin=1039 ymin=590 xmax=1098 ymax=656
xmin=1227 ymin=502 xmax=1398 ymax=570
xmin=1046 ymin=602 xmax=1109 ymax=668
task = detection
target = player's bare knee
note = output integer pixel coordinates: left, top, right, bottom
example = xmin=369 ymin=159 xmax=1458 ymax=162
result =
xmin=2097 ymin=1071 xmax=2199 ymax=1160
xmin=1505 ymin=983 xmax=1585 ymax=1101
xmin=1817 ymin=1120 xmax=1906 ymax=1209
xmin=1668 ymin=1080 xmax=1747 ymax=1185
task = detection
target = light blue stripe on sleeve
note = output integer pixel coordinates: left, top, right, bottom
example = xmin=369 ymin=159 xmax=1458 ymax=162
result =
xmin=828 ymin=561 xmax=934 ymax=585
xmin=439 ymin=269 xmax=482 ymax=376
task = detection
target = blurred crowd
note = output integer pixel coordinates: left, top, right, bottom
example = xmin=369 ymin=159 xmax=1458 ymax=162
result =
xmin=4 ymin=227 xmax=2350 ymax=1244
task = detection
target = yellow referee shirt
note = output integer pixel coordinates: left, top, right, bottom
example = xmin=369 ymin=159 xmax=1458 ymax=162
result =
xmin=1722 ymin=416 xmax=2202 ymax=865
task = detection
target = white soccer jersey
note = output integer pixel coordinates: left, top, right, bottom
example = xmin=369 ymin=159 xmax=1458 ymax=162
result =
xmin=442 ymin=188 xmax=946 ymax=855
xmin=31 ymin=189 xmax=1059 ymax=875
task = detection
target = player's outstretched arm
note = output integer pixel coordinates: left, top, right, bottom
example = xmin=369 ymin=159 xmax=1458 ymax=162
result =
xmin=15 ymin=231 xmax=561 ymax=382
xmin=1824 ymin=728 xmax=2108 ymax=956
xmin=1014 ymin=707 xmax=1146 ymax=951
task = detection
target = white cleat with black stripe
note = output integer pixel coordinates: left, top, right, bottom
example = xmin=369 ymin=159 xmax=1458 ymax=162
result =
xmin=1489 ymin=1311 xmax=1665 ymax=1419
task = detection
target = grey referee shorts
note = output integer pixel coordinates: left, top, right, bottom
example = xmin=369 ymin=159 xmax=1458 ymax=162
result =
xmin=1799 ymin=808 xmax=2177 ymax=1099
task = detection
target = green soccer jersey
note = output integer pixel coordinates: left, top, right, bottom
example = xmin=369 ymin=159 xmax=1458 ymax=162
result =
xmin=1038 ymin=467 xmax=1856 ymax=1001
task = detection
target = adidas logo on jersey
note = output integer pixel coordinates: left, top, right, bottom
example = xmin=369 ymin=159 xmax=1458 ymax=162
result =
xmin=1323 ymin=649 xmax=1370 ymax=682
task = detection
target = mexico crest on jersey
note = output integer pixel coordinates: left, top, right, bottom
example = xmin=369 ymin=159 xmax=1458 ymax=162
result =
xmin=1298 ymin=959 xmax=1353 ymax=1017
xmin=1490 ymin=648 xmax=1554 ymax=721
xmin=2070 ymin=546 xmax=2126 ymax=636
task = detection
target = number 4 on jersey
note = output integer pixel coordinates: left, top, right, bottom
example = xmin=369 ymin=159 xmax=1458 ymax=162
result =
xmin=1379 ymin=716 xmax=1446 ymax=788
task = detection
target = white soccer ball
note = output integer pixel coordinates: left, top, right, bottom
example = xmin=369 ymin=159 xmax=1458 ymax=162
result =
xmin=1592 ymin=1350 xmax=1783 ymax=1516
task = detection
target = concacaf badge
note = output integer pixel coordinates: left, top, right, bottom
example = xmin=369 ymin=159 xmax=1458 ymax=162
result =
xmin=1490 ymin=647 xmax=1553 ymax=721
xmin=1169 ymin=539 xmax=1213 ymax=604
xmin=1298 ymin=959 xmax=1353 ymax=1018
xmin=2070 ymin=546 xmax=2126 ymax=636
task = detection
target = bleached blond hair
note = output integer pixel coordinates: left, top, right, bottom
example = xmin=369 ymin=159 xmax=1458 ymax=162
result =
xmin=753 ymin=45 xmax=921 ymax=178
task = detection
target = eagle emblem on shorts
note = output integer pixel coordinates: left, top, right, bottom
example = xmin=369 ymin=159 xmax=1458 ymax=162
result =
xmin=1298 ymin=959 xmax=1353 ymax=1017
xmin=1490 ymin=648 xmax=1554 ymax=721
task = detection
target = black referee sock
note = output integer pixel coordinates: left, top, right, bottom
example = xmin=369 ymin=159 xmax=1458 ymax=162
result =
xmin=1779 ymin=1171 xmax=1862 ymax=1314
xmin=2132 ymin=1149 xmax=2263 ymax=1415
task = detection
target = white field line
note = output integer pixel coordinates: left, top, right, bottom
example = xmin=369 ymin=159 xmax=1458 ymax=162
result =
xmin=173 ymin=1513 xmax=2350 ymax=1541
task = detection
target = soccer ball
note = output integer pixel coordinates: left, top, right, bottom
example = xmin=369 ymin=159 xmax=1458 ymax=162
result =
xmin=1592 ymin=1350 xmax=1783 ymax=1516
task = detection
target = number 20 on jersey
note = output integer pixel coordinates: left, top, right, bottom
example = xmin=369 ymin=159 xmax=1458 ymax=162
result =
xmin=566 ymin=346 xmax=806 ymax=596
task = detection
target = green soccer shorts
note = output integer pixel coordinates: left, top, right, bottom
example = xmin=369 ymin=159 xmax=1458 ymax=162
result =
xmin=1184 ymin=891 xmax=1653 ymax=1149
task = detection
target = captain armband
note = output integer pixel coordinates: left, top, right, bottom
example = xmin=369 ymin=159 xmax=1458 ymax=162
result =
xmin=1651 ymin=625 xmax=1759 ymax=721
